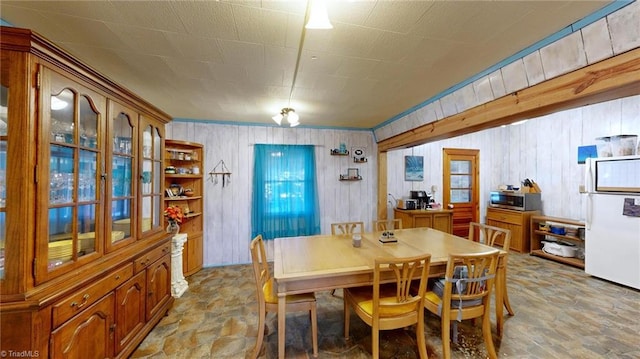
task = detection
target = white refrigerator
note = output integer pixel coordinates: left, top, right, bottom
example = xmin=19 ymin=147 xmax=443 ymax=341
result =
xmin=584 ymin=155 xmax=640 ymax=290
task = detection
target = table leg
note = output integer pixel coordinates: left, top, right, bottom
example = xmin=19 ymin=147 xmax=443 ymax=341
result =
xmin=278 ymin=293 xmax=286 ymax=359
xmin=495 ymin=256 xmax=505 ymax=337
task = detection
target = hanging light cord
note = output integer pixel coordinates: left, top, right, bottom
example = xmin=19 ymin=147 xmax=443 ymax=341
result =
xmin=287 ymin=0 xmax=313 ymax=107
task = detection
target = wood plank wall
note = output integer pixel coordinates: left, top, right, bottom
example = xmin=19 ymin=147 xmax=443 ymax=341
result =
xmin=168 ymin=95 xmax=638 ymax=267
xmin=165 ymin=124 xmax=377 ymax=266
xmin=386 ymin=94 xmax=640 ymax=224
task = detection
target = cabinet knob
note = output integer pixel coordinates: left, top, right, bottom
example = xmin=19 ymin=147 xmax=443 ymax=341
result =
xmin=115 ymin=275 xmax=121 ymax=280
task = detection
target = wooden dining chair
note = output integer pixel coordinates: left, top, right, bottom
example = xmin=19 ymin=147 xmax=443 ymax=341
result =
xmin=329 ymin=221 xmax=365 ymax=296
xmin=331 ymin=221 xmax=364 ymax=235
xmin=372 ymin=218 xmax=403 ymax=231
xmin=344 ymin=254 xmax=432 ymax=359
xmin=249 ymin=235 xmax=318 ymax=358
xmin=424 ymin=250 xmax=500 ymax=359
xmin=468 ymin=222 xmax=514 ymax=316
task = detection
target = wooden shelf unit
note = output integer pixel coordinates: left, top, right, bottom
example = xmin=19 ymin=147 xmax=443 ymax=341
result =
xmin=164 ymin=140 xmax=204 ymax=277
xmin=530 ymin=215 xmax=585 ymax=269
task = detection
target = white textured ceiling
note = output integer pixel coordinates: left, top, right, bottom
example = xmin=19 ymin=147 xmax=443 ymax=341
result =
xmin=0 ymin=0 xmax=611 ymax=129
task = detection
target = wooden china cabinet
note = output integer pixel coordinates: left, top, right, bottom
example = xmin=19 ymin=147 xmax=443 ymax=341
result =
xmin=0 ymin=27 xmax=173 ymax=358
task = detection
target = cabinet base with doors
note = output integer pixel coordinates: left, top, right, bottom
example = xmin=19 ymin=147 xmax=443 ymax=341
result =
xmin=393 ymin=209 xmax=453 ymax=233
xmin=485 ymin=207 xmax=540 ymax=253
xmin=530 ymin=215 xmax=585 ymax=269
xmin=164 ymin=140 xmax=204 ymax=277
xmin=0 ymin=27 xmax=173 ymax=358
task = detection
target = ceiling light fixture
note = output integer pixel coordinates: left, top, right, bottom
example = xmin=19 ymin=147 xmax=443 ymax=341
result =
xmin=273 ymin=108 xmax=300 ymax=127
xmin=305 ymin=0 xmax=333 ymax=29
xmin=271 ymin=0 xmax=332 ymax=127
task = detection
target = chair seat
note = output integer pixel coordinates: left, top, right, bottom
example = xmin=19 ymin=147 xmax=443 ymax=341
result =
xmin=347 ymin=284 xmax=419 ymax=317
xmin=263 ymin=278 xmax=316 ymax=304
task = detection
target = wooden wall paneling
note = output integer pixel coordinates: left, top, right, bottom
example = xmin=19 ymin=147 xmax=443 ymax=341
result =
xmin=167 ymin=122 xmax=376 ymax=266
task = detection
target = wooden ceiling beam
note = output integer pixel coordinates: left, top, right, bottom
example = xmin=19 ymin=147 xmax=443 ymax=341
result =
xmin=378 ymin=47 xmax=640 ymax=152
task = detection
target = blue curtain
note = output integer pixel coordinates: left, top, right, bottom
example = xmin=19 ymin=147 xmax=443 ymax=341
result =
xmin=251 ymin=144 xmax=321 ymax=240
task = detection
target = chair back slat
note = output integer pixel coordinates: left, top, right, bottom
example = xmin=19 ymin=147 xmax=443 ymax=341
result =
xmin=468 ymin=222 xmax=511 ymax=250
xmin=331 ymin=221 xmax=364 ymax=235
xmin=374 ymin=255 xmax=431 ymax=318
xmin=373 ymin=218 xmax=403 ymax=231
xmin=443 ymin=251 xmax=499 ymax=308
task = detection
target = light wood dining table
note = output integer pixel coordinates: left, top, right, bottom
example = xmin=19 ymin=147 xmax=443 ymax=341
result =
xmin=273 ymin=227 xmax=510 ymax=359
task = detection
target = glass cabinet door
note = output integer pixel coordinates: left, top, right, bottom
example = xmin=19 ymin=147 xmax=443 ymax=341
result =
xmin=140 ymin=120 xmax=163 ymax=234
xmin=38 ymin=68 xmax=106 ymax=283
xmin=108 ymin=102 xmax=136 ymax=251
xmin=0 ymin=83 xmax=7 ymax=280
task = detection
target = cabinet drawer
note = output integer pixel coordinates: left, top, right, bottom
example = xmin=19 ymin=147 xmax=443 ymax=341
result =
xmin=134 ymin=243 xmax=171 ymax=273
xmin=486 ymin=208 xmax=522 ymax=225
xmin=52 ymin=263 xmax=133 ymax=328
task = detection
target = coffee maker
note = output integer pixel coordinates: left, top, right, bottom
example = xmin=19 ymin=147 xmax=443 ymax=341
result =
xmin=410 ymin=190 xmax=432 ymax=209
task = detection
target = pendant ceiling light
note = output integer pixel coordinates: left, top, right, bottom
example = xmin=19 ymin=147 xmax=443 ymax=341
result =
xmin=305 ymin=0 xmax=333 ymax=29
xmin=271 ymin=0 xmax=332 ymax=127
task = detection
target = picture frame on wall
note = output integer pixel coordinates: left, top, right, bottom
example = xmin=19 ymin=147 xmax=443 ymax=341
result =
xmin=405 ymin=155 xmax=424 ymax=181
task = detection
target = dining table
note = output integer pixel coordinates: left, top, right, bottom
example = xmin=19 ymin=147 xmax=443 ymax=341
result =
xmin=273 ymin=227 xmax=510 ymax=359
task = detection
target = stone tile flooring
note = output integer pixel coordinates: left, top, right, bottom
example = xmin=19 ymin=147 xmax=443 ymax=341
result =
xmin=132 ymin=252 xmax=640 ymax=358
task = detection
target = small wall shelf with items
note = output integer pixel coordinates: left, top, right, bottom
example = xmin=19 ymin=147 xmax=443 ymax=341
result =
xmin=164 ymin=140 xmax=204 ymax=276
xmin=339 ymin=168 xmax=362 ymax=181
xmin=331 ymin=142 xmax=349 ymax=156
xmin=530 ymin=215 xmax=585 ymax=269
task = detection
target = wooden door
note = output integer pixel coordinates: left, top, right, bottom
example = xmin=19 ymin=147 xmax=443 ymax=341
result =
xmin=50 ymin=292 xmax=115 ymax=359
xmin=146 ymin=253 xmax=171 ymax=321
xmin=115 ymin=271 xmax=146 ymax=355
xmin=443 ymin=148 xmax=479 ymax=237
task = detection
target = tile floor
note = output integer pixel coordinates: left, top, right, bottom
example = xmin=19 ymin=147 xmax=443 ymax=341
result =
xmin=132 ymin=252 xmax=640 ymax=358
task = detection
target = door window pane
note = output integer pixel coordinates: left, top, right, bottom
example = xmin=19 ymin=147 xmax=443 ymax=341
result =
xmin=79 ymin=150 xmax=97 ymax=201
xmin=50 ymin=89 xmax=74 ymax=143
xmin=79 ymin=95 xmax=98 ymax=148
xmin=48 ymin=206 xmax=73 ymax=269
xmin=50 ymin=145 xmax=75 ymax=204
xmin=449 ymin=160 xmax=472 ymax=203
xmin=77 ymin=204 xmax=96 ymax=255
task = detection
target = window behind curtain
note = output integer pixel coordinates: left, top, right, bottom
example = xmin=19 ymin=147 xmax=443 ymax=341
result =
xmin=251 ymin=144 xmax=320 ymax=240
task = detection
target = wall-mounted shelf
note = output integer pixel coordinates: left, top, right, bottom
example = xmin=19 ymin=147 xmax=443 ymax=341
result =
xmin=340 ymin=168 xmax=362 ymax=181
xmin=164 ymin=196 xmax=203 ymax=201
xmin=331 ymin=149 xmax=349 ymax=156
xmin=353 ymin=157 xmax=368 ymax=163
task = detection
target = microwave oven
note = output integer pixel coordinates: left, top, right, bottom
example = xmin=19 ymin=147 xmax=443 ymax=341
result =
xmin=489 ymin=191 xmax=541 ymax=211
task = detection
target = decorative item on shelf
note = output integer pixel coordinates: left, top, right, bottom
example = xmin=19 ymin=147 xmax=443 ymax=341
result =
xmin=340 ymin=168 xmax=362 ymax=181
xmin=169 ymin=184 xmax=182 ymax=197
xmin=165 ymin=166 xmax=176 ymax=174
xmin=352 ymin=147 xmax=367 ymax=163
xmin=209 ymin=159 xmax=232 ymax=187
xmin=164 ymin=205 xmax=184 ymax=234
xmin=331 ymin=142 xmax=349 ymax=155
xmin=183 ymin=188 xmax=195 ymax=197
